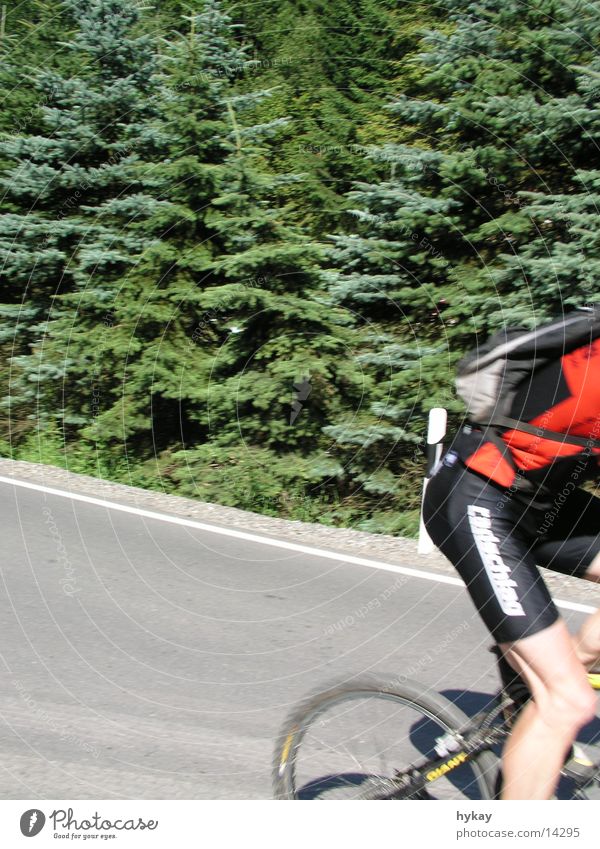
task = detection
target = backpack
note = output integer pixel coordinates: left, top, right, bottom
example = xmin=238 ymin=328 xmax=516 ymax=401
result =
xmin=455 ymin=305 xmax=600 ymax=449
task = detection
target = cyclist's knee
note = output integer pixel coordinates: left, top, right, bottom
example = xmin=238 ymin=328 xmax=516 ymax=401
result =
xmin=538 ymin=679 xmax=596 ymax=730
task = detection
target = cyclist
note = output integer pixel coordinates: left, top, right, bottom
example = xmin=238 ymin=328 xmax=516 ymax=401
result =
xmin=423 ymin=331 xmax=600 ymax=800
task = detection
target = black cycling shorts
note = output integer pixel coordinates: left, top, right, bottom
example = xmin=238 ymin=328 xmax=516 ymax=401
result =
xmin=423 ymin=454 xmax=600 ymax=644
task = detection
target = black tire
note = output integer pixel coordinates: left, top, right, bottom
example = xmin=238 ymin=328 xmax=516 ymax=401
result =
xmin=273 ymin=675 xmax=499 ymax=800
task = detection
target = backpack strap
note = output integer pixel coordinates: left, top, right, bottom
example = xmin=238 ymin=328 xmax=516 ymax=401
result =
xmin=480 ymin=426 xmax=521 ymax=472
xmin=485 ymin=416 xmax=600 ymax=450
xmin=462 ymin=424 xmax=535 ymax=489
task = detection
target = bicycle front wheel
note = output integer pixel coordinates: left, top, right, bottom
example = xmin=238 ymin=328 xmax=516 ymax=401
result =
xmin=273 ymin=675 xmax=498 ymax=800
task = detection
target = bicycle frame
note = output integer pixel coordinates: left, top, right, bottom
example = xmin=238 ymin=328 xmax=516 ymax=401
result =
xmin=365 ymin=692 xmax=600 ymax=800
xmin=368 ymin=701 xmax=507 ymax=800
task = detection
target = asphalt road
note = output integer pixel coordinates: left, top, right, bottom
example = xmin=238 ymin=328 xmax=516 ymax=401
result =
xmin=0 ymin=474 xmax=594 ymax=799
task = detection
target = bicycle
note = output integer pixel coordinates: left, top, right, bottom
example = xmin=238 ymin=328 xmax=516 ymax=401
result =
xmin=273 ymin=670 xmax=600 ymax=799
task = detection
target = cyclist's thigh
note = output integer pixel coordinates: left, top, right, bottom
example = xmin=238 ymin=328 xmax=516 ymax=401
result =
xmin=424 ymin=462 xmax=559 ymax=644
xmin=533 ymin=487 xmax=600 ymax=579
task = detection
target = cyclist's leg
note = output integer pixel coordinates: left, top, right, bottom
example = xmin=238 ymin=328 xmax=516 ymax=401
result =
xmin=424 ymin=463 xmax=596 ymax=800
xmin=584 ymin=554 xmax=600 ymax=579
xmin=499 ymin=622 xmax=596 ymax=800
xmin=573 ymin=606 xmax=600 ymax=672
xmin=575 ymin=552 xmax=600 ymax=671
xmin=532 ymin=488 xmax=600 ymax=672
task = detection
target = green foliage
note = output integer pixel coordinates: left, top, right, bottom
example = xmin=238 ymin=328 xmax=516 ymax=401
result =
xmin=0 ymin=0 xmax=162 ymax=441
xmin=217 ymin=0 xmax=420 ymax=234
xmin=321 ymin=0 xmax=600 ymax=520
xmin=0 ymin=1 xmax=78 ymax=138
xmin=2 ymin=0 xmax=599 ymax=540
xmin=168 ymin=443 xmax=343 ymax=521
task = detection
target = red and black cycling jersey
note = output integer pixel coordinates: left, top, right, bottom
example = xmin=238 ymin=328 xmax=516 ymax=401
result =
xmin=451 ymin=339 xmax=600 ymax=510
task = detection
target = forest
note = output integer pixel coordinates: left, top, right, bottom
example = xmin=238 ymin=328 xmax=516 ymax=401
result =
xmin=1 ymin=0 xmax=598 ymax=535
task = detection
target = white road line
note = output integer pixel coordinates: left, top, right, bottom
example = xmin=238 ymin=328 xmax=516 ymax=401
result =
xmin=0 ymin=474 xmax=597 ymax=615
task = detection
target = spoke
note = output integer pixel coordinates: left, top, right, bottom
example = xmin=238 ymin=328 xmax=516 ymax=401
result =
xmin=282 ymin=687 xmax=494 ymax=801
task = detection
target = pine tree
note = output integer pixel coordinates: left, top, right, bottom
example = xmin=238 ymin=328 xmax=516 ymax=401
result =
xmin=68 ymin=0 xmax=259 ymax=471
xmin=168 ymin=85 xmax=364 ymax=515
xmin=399 ymin=0 xmax=600 ymax=327
xmin=0 ymin=0 xmax=162 ymax=453
xmin=321 ymin=0 xmax=600 ymax=532
xmin=0 ymin=1 xmax=77 ymax=139
xmin=132 ymin=2 xmax=366 ymax=517
xmin=486 ymin=57 xmax=600 ymax=318
xmin=16 ymin=0 xmax=363 ymax=520
xmin=219 ymin=0 xmax=412 ymax=234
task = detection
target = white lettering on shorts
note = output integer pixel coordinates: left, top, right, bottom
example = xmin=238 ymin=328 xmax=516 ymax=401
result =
xmin=467 ymin=505 xmax=526 ymax=617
